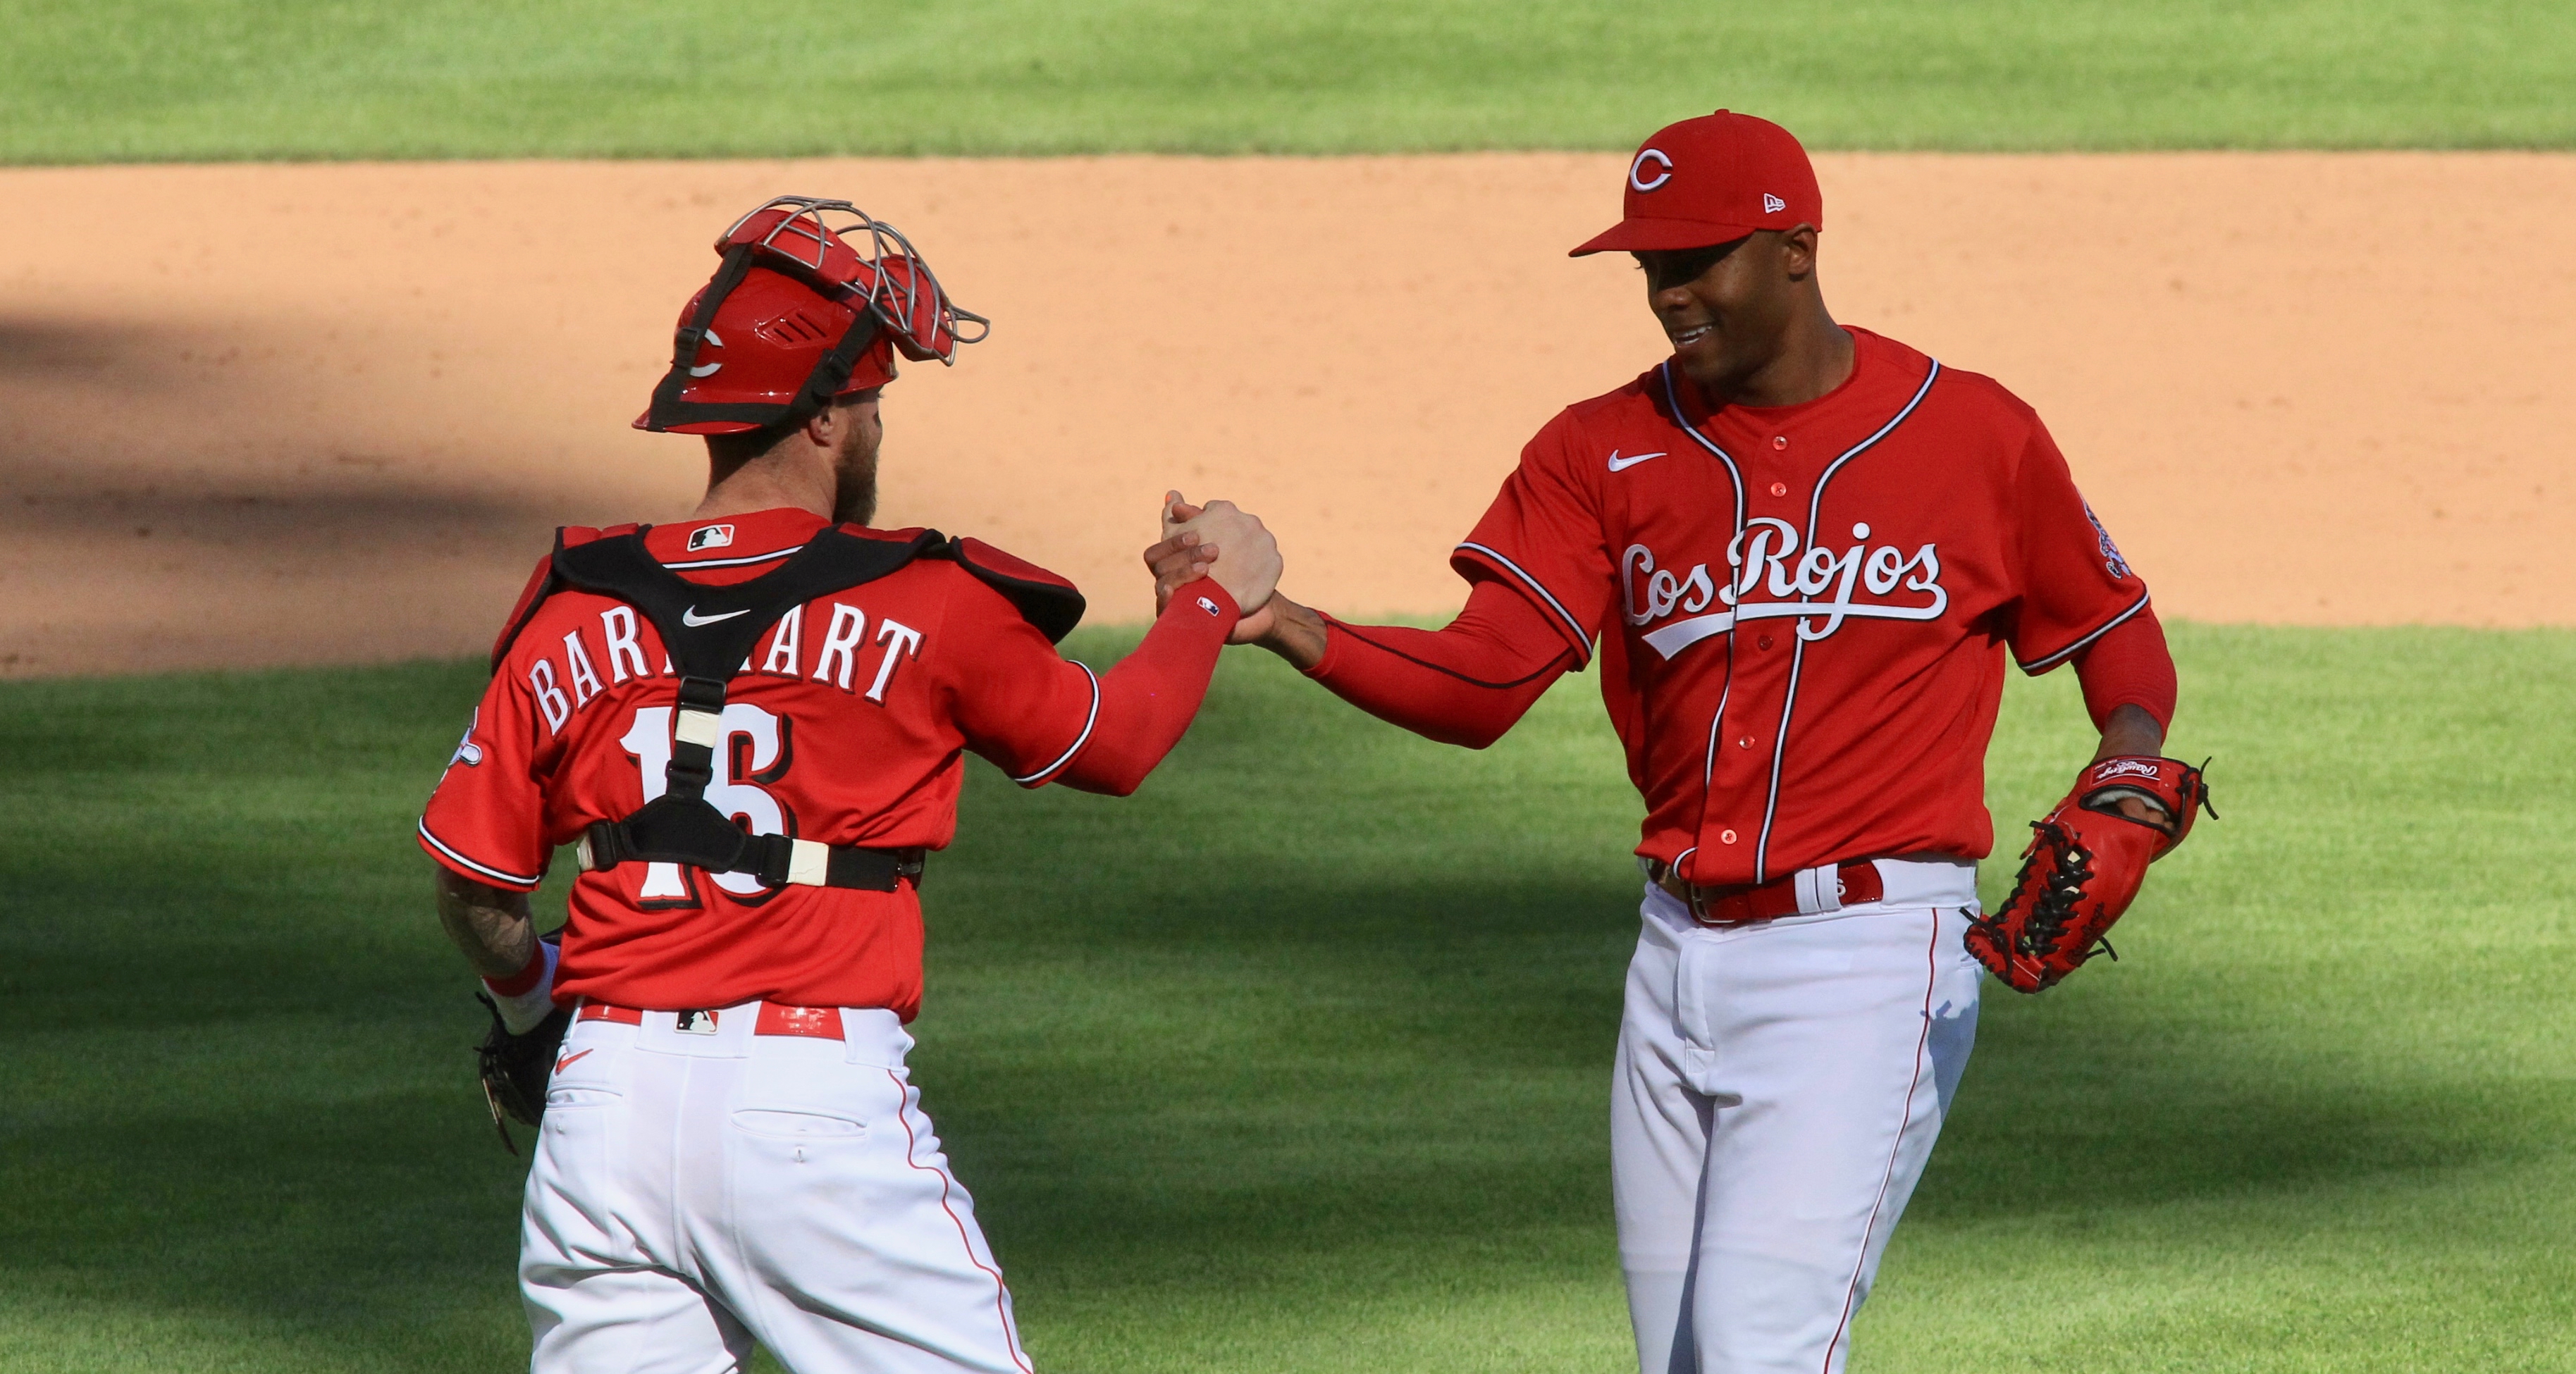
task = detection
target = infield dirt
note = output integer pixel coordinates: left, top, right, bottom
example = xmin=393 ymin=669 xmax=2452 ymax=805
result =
xmin=1 ymin=154 xmax=2568 ymax=676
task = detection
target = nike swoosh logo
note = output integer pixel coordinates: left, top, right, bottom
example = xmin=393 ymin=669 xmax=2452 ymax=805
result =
xmin=680 ymin=605 xmax=751 ymax=626
xmin=554 ymin=1048 xmax=593 ymax=1074
xmin=1606 ymin=450 xmax=1668 ymax=472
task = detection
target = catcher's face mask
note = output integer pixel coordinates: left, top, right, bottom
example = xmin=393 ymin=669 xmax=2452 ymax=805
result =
xmin=635 ymin=197 xmax=990 ymax=436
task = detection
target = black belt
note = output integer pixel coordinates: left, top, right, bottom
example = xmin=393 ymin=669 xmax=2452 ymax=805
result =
xmin=577 ymin=818 xmax=923 ymax=892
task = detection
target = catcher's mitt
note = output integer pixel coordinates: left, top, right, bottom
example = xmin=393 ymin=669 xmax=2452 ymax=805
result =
xmin=1966 ymin=756 xmax=2215 ymax=994
xmin=474 ymin=938 xmax=571 ymax=1154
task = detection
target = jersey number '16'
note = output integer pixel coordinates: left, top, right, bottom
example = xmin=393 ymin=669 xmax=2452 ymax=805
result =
xmin=619 ymin=704 xmax=794 ymax=898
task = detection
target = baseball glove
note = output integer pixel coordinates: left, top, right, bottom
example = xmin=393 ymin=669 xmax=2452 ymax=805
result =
xmin=474 ymin=937 xmax=570 ymax=1154
xmin=1966 ymin=756 xmax=2215 ymax=994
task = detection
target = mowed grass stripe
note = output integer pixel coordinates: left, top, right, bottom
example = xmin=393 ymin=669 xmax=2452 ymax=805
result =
xmin=3 ymin=0 xmax=2572 ymax=163
xmin=1 ymin=622 xmax=2570 ymax=1373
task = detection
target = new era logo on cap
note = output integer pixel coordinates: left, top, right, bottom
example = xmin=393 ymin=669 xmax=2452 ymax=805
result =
xmin=1763 ymin=193 xmax=1787 ymax=213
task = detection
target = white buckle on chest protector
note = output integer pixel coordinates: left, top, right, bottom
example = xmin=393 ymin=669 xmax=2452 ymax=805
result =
xmin=673 ymin=707 xmax=724 ymax=748
xmin=1792 ymin=864 xmax=1844 ymax=915
xmin=786 ymin=838 xmax=830 ymax=887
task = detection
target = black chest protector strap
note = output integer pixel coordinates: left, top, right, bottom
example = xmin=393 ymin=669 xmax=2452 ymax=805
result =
xmin=551 ymin=526 xmax=940 ymax=893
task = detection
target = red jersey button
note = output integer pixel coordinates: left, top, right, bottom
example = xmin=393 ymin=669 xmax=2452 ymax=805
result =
xmin=1773 ymin=435 xmax=1789 ymax=450
xmin=1768 ymin=481 xmax=1788 ymax=497
xmin=1737 ymin=736 xmax=1754 ymax=749
xmin=1757 ymin=635 xmax=1775 ymax=650
xmin=1720 ymin=829 xmax=1739 ymax=844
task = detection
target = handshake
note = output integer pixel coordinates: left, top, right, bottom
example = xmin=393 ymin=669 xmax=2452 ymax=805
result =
xmin=1139 ymin=492 xmax=1325 ymax=665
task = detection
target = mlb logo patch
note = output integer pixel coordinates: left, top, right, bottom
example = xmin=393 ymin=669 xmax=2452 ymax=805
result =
xmin=686 ymin=524 xmax=735 ymax=553
xmin=675 ymin=1010 xmax=720 ymax=1035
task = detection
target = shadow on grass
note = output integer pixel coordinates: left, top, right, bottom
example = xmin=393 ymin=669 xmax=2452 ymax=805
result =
xmin=4 ymin=866 xmax=2496 ymax=1365
xmin=5 ymin=636 xmax=2567 ymax=1369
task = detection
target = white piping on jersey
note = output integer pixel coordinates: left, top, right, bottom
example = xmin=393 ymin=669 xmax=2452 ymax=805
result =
xmin=1656 ymin=362 xmax=1754 ymax=862
xmin=1756 ymin=359 xmax=1944 ymax=883
xmin=659 ymin=543 xmax=807 ymax=570
xmin=1010 ymin=662 xmax=1100 ymax=785
xmin=2017 ymin=590 xmax=2152 ymax=672
xmin=1702 ymin=680 xmax=1730 ymax=787
xmin=1754 ymin=636 xmax=1807 ymax=884
xmin=1802 ymin=361 xmax=1942 ymax=547
xmin=1453 ymin=542 xmax=1591 ymax=653
xmin=418 ymin=818 xmax=544 ymax=889
xmin=1656 ymin=364 xmax=1749 ymax=528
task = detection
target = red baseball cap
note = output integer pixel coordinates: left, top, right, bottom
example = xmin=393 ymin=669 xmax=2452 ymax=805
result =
xmin=1570 ymin=111 xmax=1823 ymax=257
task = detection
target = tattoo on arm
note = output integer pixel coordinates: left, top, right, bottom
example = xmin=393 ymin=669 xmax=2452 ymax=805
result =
xmin=2091 ymin=703 xmax=2167 ymax=763
xmin=436 ymin=868 xmax=536 ymax=980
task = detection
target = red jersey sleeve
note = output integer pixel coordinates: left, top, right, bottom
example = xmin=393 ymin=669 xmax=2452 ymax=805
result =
xmin=1450 ymin=409 xmax=1615 ymax=666
xmin=417 ymin=667 xmax=552 ymax=891
xmin=2002 ymin=415 xmax=2154 ymax=673
xmin=943 ymin=573 xmax=1235 ymax=791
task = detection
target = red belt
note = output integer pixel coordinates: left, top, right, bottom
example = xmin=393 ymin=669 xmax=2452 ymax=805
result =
xmin=576 ymin=1001 xmax=845 ymax=1039
xmin=1651 ymin=859 xmax=1884 ymax=927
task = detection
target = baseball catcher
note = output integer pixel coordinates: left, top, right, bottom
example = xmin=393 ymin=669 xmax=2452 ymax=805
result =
xmin=422 ymin=195 xmax=1279 ymax=1373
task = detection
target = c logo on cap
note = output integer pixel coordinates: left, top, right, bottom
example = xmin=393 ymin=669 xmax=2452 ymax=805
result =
xmin=1629 ymin=149 xmax=1674 ymax=193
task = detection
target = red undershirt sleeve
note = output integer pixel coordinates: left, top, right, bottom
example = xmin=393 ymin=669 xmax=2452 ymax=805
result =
xmin=2069 ymin=605 xmax=2178 ymax=733
xmin=1305 ymin=578 xmax=1578 ymax=749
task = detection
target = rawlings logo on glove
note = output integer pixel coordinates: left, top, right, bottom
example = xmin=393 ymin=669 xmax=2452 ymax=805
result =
xmin=1965 ymin=756 xmax=2215 ymax=994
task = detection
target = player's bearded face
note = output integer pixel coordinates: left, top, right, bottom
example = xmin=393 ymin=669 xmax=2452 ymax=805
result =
xmin=831 ymin=395 xmax=883 ymax=527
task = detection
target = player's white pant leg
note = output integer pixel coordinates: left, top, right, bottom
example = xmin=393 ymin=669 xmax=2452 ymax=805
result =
xmin=1611 ymin=900 xmax=1707 ymax=1374
xmin=520 ymin=1007 xmax=1033 ymax=1374
xmin=696 ymin=1019 xmax=1033 ymax=1374
xmin=1612 ymin=880 xmax=1981 ymax=1374
xmin=523 ymin=1016 xmax=758 ymax=1374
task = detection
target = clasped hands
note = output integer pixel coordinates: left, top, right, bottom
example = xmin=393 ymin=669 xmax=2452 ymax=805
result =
xmin=1140 ymin=493 xmax=1327 ymax=666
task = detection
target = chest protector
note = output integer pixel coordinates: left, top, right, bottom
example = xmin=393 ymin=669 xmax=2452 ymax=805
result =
xmin=496 ymin=525 xmax=1083 ymax=894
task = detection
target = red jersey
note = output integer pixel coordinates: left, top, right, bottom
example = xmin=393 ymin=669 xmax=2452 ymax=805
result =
xmin=419 ymin=507 xmax=1235 ymax=1017
xmin=1453 ymin=328 xmax=2147 ymax=887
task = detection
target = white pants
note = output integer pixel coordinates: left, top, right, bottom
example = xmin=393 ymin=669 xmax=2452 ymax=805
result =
xmin=1613 ymin=868 xmax=1983 ymax=1374
xmin=520 ymin=1004 xmax=1033 ymax=1374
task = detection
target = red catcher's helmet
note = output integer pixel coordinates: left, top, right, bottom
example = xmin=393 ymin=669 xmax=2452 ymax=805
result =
xmin=636 ymin=197 xmax=990 ymax=435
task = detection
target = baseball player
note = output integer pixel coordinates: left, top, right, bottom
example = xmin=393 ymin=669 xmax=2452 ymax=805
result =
xmin=1152 ymin=112 xmax=2200 ymax=1373
xmin=420 ymin=197 xmax=1278 ymax=1374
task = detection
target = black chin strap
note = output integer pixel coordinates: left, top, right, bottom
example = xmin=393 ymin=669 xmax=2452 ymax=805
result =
xmin=642 ymin=246 xmax=891 ymax=434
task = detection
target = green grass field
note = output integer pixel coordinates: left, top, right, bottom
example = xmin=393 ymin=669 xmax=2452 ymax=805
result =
xmin=4 ymin=0 xmax=2572 ymax=162
xmin=4 ymin=623 xmax=2572 ymax=1373
xmin=6 ymin=4 xmax=2570 ymax=1368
